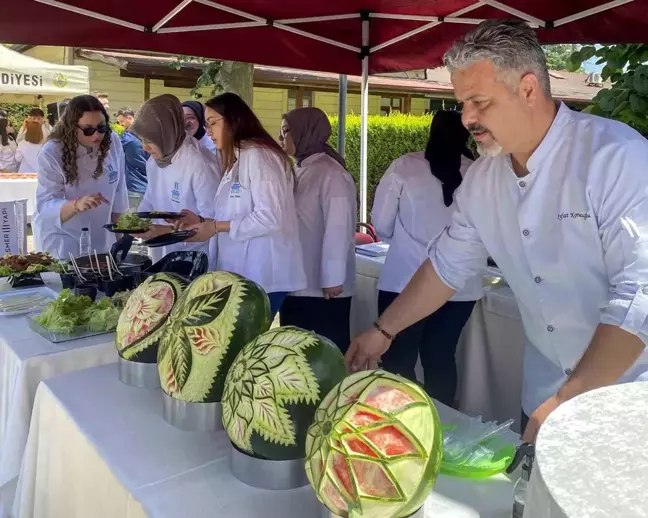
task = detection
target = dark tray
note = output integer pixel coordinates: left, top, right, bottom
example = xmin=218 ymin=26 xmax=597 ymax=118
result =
xmin=144 ymin=230 xmax=196 ymax=248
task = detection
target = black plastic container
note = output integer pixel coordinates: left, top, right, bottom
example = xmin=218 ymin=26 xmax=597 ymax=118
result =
xmin=59 ymin=272 xmax=78 ymax=289
xmin=74 ymin=282 xmax=98 ymax=302
xmin=101 ymin=278 xmax=122 ymax=297
xmin=120 ymin=274 xmax=135 ymax=291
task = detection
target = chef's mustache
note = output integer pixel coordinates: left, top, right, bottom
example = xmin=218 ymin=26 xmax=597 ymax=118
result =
xmin=467 ymin=124 xmax=490 ymax=135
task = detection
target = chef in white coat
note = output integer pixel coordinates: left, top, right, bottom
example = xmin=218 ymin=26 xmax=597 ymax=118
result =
xmin=180 ymin=92 xmax=306 ymax=317
xmin=278 ymin=107 xmax=357 ymax=351
xmin=32 ymin=94 xmax=128 ymax=258
xmin=371 ymin=110 xmax=482 ymax=406
xmin=130 ymin=95 xmax=220 ymax=266
xmin=347 ymin=20 xmax=648 ymax=442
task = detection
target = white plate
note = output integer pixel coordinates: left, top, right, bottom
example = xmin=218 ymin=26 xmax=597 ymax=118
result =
xmin=0 ymin=287 xmax=58 ymax=317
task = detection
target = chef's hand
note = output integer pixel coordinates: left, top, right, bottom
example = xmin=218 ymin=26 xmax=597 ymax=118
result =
xmin=110 ymin=234 xmax=134 ymax=262
xmin=323 ymin=286 xmax=344 ymax=299
xmin=345 ymin=327 xmax=391 ymax=373
xmin=521 ymin=394 xmax=564 ymax=443
xmin=186 ymin=220 xmax=217 ymax=242
xmin=174 ymin=209 xmax=201 ymax=229
xmin=75 ymin=193 xmax=109 ymax=212
xmin=138 ymin=224 xmax=173 ymax=242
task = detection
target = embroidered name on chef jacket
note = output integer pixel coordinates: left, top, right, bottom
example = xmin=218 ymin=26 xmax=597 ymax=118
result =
xmin=171 ymin=181 xmax=181 ymax=204
xmin=230 ymin=181 xmax=241 ymax=199
xmin=558 ymin=212 xmax=592 ymax=221
xmin=107 ymin=165 xmax=118 ymax=184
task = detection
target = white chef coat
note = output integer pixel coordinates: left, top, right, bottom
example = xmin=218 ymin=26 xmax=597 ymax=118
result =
xmin=372 ymin=151 xmax=483 ymax=301
xmin=428 ymin=102 xmax=648 ymax=415
xmin=138 ymin=136 xmax=220 ymax=267
xmin=214 ymin=145 xmax=307 ymax=293
xmin=0 ymin=141 xmax=18 ymax=172
xmin=16 ymin=141 xmax=42 ymax=173
xmin=292 ymin=152 xmax=357 ymax=298
xmin=32 ymin=131 xmax=129 ymax=258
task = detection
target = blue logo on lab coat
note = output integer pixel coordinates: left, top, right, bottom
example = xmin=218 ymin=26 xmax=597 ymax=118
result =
xmin=230 ymin=182 xmax=241 ymax=199
xmin=171 ymin=182 xmax=180 ymax=203
xmin=107 ymin=165 xmax=118 ymax=184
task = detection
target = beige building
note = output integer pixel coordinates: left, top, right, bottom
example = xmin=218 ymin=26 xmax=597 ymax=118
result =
xmin=3 ymin=46 xmax=606 ymax=139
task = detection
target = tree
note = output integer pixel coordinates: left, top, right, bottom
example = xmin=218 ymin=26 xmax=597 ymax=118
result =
xmin=543 ymin=44 xmax=584 ymax=72
xmin=568 ymin=44 xmax=648 ymax=137
xmin=170 ymin=57 xmax=254 ymax=106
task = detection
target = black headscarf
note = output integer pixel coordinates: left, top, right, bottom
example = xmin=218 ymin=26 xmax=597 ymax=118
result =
xmin=424 ymin=110 xmax=474 ymax=207
xmin=182 ymin=101 xmax=207 ymax=141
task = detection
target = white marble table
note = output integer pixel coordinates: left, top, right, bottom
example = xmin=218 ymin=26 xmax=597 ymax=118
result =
xmin=14 ymin=364 xmax=519 ymax=518
xmin=0 ymin=274 xmax=117 ymax=516
xmin=353 ymin=252 xmax=527 ymax=431
xmin=525 ymin=382 xmax=648 ymax=518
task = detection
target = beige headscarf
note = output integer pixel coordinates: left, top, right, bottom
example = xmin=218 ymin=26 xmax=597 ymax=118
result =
xmin=131 ymin=94 xmax=186 ymax=168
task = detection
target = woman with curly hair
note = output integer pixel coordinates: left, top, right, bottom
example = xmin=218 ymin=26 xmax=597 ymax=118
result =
xmin=32 ymin=95 xmax=128 ymax=258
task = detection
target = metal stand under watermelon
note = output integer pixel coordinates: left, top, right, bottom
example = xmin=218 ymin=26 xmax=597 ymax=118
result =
xmin=161 ymin=392 xmax=223 ymax=431
xmin=118 ymin=357 xmax=161 ymax=389
xmin=230 ymin=443 xmax=309 ymax=490
xmin=319 ymin=504 xmax=425 ymax=518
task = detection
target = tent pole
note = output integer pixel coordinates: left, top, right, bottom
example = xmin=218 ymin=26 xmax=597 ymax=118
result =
xmin=337 ymin=74 xmax=347 ymax=158
xmin=359 ymin=17 xmax=370 ymax=223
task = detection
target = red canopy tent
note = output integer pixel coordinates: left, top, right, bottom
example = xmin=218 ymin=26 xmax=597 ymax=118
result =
xmin=1 ymin=0 xmax=646 ymax=219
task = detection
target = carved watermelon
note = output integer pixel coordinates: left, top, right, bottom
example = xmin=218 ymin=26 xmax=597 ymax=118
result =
xmin=157 ymin=271 xmax=271 ymax=403
xmin=116 ymin=273 xmax=188 ymax=363
xmin=305 ymin=370 xmax=443 ymax=518
xmin=222 ymin=326 xmax=347 ymax=461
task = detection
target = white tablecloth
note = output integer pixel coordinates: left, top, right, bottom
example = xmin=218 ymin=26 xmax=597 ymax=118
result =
xmin=0 ymin=179 xmax=37 ymax=220
xmin=353 ymin=253 xmax=527 ymax=431
xmin=525 ymin=382 xmax=648 ymax=518
xmin=14 ymin=363 xmax=518 ymax=518
xmin=0 ymin=274 xmax=117 ymax=515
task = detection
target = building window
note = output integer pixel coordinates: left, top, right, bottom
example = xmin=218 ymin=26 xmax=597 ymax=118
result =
xmin=288 ymin=89 xmax=313 ymax=111
xmin=380 ymin=96 xmax=402 ymax=115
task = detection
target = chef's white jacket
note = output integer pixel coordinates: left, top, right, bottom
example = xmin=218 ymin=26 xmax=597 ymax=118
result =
xmin=138 ymin=136 xmax=220 ymax=267
xmin=428 ymin=102 xmax=648 ymax=415
xmin=214 ymin=145 xmax=307 ymax=294
xmin=292 ymin=153 xmax=357 ymax=298
xmin=372 ymin=151 xmax=483 ymax=301
xmin=32 ymin=131 xmax=128 ymax=258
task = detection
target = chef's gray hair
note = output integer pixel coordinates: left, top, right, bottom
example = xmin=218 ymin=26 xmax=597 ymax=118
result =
xmin=443 ymin=20 xmax=551 ymax=98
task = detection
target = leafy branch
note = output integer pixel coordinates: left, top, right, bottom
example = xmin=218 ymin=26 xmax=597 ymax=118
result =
xmin=568 ymin=44 xmax=648 ymax=136
xmin=170 ymin=56 xmax=224 ymax=99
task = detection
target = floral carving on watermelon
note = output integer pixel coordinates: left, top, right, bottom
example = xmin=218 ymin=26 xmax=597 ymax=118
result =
xmin=222 ymin=328 xmax=320 ymax=453
xmin=116 ymin=275 xmax=182 ymax=361
xmin=305 ymin=370 xmax=443 ymax=518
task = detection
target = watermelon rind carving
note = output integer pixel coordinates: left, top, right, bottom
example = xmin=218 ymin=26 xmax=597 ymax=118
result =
xmin=222 ymin=326 xmax=347 ymax=461
xmin=158 ymin=271 xmax=271 ymax=403
xmin=305 ymin=370 xmax=443 ymax=518
xmin=116 ymin=273 xmax=188 ymax=363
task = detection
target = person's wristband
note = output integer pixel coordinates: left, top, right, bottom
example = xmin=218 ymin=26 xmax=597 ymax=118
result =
xmin=373 ymin=321 xmax=395 ymax=342
xmin=212 ymin=219 xmax=219 ymax=235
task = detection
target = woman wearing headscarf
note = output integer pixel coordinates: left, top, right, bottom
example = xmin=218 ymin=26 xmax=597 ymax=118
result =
xmin=130 ymin=94 xmax=220 ymax=265
xmin=178 ymin=92 xmax=306 ymax=318
xmin=32 ymin=95 xmax=128 ymax=257
xmin=370 ymin=110 xmax=483 ymax=406
xmin=278 ymin=107 xmax=357 ymax=352
xmin=182 ymin=101 xmax=217 ymax=153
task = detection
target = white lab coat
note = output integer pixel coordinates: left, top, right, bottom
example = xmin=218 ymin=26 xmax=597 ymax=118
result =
xmin=32 ymin=131 xmax=129 ymax=258
xmin=16 ymin=141 xmax=42 ymax=173
xmin=292 ymin=153 xmax=357 ymax=298
xmin=372 ymin=151 xmax=483 ymax=301
xmin=138 ymin=136 xmax=220 ymax=267
xmin=214 ymin=145 xmax=307 ymax=294
xmin=428 ymin=102 xmax=648 ymax=415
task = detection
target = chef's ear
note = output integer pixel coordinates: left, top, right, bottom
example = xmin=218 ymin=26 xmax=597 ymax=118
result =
xmin=519 ymin=72 xmax=541 ymax=107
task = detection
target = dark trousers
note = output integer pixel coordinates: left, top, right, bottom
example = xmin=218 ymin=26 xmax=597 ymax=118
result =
xmin=378 ymin=290 xmax=476 ymax=407
xmin=280 ymin=296 xmax=352 ymax=353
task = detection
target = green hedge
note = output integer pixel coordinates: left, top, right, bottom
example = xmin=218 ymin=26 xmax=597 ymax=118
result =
xmin=329 ymin=113 xmax=433 ymax=216
xmin=0 ymin=103 xmax=39 ymax=128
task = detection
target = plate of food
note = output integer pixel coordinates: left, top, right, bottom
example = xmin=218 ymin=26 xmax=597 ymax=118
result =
xmin=104 ymin=213 xmax=152 ymax=234
xmin=144 ymin=230 xmax=196 ymax=248
xmin=0 ymin=252 xmax=63 ymax=287
xmin=135 ymin=211 xmax=184 ymax=220
xmin=27 ymin=288 xmax=122 ymax=343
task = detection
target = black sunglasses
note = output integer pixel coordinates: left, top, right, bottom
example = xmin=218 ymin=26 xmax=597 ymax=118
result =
xmin=77 ymin=124 xmax=108 ymax=136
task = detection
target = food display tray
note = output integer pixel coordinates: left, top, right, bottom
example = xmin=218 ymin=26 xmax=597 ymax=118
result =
xmin=0 ymin=287 xmax=58 ymax=317
xmin=27 ymin=314 xmax=116 ymax=344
